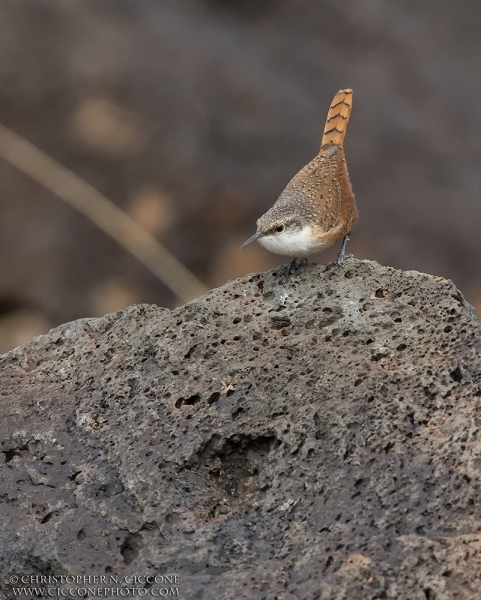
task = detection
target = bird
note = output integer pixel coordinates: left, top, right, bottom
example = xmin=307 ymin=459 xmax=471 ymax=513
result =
xmin=240 ymin=89 xmax=358 ymax=274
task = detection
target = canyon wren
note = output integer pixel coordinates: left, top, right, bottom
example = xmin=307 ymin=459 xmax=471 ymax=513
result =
xmin=241 ymin=89 xmax=358 ymax=273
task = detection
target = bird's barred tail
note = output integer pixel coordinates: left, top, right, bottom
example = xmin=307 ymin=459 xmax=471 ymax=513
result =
xmin=321 ymin=89 xmax=353 ymax=148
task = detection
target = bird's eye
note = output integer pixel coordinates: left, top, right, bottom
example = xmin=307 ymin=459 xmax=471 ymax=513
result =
xmin=275 ymin=225 xmax=285 ymax=233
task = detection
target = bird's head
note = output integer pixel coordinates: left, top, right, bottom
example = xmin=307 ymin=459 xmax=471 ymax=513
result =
xmin=240 ymin=219 xmax=302 ymax=250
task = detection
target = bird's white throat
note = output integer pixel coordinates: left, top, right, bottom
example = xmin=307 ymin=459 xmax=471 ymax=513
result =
xmin=258 ymin=225 xmax=323 ymax=257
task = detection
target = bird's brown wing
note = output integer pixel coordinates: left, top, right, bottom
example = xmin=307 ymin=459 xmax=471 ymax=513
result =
xmin=269 ymin=146 xmax=356 ymax=233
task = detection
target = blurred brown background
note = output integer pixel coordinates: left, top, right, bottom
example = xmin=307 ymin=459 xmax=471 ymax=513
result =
xmin=1 ymin=0 xmax=481 ymax=353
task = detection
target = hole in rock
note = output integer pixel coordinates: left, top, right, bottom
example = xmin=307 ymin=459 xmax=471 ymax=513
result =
xmin=450 ymin=367 xmax=462 ymax=382
xmin=207 ymin=392 xmax=220 ymax=404
xmin=120 ymin=533 xmax=142 ymax=565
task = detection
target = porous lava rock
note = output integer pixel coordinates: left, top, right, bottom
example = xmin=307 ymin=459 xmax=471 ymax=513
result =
xmin=1 ymin=260 xmax=481 ymax=599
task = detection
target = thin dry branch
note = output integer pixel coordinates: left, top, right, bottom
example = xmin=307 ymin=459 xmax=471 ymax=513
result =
xmin=0 ymin=123 xmax=207 ymax=305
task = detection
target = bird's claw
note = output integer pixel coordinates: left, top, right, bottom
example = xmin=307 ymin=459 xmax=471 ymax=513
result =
xmin=325 ymin=236 xmax=355 ymax=276
xmin=288 ymin=257 xmax=308 ymax=275
xmin=278 ymin=258 xmax=307 ymax=284
xmin=326 ymin=253 xmax=355 ymax=276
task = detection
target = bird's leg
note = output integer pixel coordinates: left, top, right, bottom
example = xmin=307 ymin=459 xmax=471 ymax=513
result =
xmin=287 ymin=257 xmax=308 ymax=275
xmin=326 ymin=236 xmax=355 ymax=273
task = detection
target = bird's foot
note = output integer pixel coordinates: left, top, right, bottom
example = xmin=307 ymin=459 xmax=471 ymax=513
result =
xmin=326 ymin=235 xmax=355 ymax=276
xmin=279 ymin=258 xmax=307 ymax=284
xmin=288 ymin=257 xmax=308 ymax=275
xmin=326 ymin=253 xmax=355 ymax=276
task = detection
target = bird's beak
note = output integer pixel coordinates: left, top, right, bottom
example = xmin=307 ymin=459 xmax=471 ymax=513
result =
xmin=240 ymin=231 xmax=264 ymax=250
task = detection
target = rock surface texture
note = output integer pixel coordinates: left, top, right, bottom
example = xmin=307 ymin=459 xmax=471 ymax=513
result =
xmin=1 ymin=260 xmax=481 ymax=599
